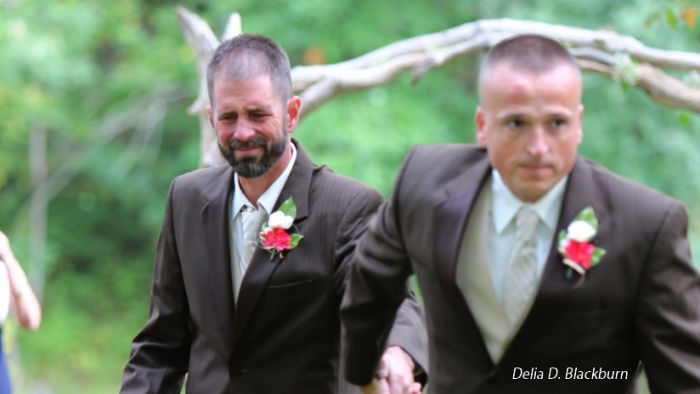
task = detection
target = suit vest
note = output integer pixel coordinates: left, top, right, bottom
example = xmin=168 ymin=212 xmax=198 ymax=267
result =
xmin=455 ymin=178 xmax=538 ymax=363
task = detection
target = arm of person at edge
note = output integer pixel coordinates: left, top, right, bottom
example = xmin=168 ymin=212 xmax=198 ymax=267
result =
xmin=120 ymin=180 xmax=190 ymax=393
xmin=0 ymin=230 xmax=41 ymax=330
xmin=340 ymin=148 xmax=426 ymax=390
xmin=634 ymin=203 xmax=700 ymax=391
xmin=332 ymin=183 xmax=427 ymax=394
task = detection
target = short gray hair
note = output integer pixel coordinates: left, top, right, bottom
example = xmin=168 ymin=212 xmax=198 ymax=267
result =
xmin=207 ymin=34 xmax=293 ymax=107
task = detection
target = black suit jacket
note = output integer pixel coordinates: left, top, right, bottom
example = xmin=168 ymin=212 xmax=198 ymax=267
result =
xmin=342 ymin=144 xmax=700 ymax=393
xmin=121 ymin=141 xmax=427 ymax=394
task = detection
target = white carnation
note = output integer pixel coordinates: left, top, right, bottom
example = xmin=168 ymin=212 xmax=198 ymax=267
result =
xmin=567 ymin=220 xmax=595 ymax=242
xmin=268 ymin=211 xmax=294 ymax=229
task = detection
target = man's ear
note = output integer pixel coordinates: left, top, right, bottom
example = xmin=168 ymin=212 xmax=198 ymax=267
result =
xmin=475 ymin=106 xmax=488 ymax=148
xmin=576 ymin=104 xmax=584 ymax=144
xmin=207 ymin=105 xmax=214 ymax=128
xmin=285 ymin=96 xmax=302 ymax=133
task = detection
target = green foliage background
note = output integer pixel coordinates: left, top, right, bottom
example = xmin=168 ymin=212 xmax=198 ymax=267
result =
xmin=1 ymin=0 xmax=699 ymax=392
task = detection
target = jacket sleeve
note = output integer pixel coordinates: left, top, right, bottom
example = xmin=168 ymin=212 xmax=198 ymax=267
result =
xmin=635 ymin=201 xmax=700 ymax=392
xmin=383 ymin=283 xmax=428 ymax=385
xmin=120 ymin=180 xmax=190 ymax=394
xmin=340 ymin=149 xmax=424 ymax=386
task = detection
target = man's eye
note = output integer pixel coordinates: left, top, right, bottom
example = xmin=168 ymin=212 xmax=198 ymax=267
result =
xmin=508 ymin=119 xmax=525 ymax=128
xmin=551 ymin=119 xmax=566 ymax=127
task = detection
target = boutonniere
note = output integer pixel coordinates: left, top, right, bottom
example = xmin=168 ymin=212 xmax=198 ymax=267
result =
xmin=260 ymin=197 xmax=303 ymax=260
xmin=557 ymin=207 xmax=606 ymax=278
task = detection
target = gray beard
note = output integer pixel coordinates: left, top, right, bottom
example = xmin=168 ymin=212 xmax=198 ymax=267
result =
xmin=218 ymin=132 xmax=288 ymax=178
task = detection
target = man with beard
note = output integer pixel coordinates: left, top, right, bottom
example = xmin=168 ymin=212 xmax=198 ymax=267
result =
xmin=120 ymin=34 xmax=427 ymax=394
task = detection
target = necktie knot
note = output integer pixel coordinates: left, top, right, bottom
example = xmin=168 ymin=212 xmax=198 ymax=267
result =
xmin=242 ymin=206 xmax=266 ymax=236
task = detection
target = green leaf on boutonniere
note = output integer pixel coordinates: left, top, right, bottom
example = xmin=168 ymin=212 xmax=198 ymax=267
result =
xmin=591 ymin=247 xmax=606 ymax=267
xmin=557 ymin=229 xmax=567 ymax=245
xmin=278 ymin=197 xmax=297 ymax=219
xmin=575 ymin=206 xmax=599 ymax=231
xmin=290 ymin=233 xmax=303 ymax=249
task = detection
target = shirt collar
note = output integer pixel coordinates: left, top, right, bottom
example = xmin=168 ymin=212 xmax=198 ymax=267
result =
xmin=232 ymin=143 xmax=298 ymax=217
xmin=491 ymin=169 xmax=568 ymax=234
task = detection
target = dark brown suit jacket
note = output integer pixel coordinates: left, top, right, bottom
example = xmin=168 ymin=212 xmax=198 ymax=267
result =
xmin=121 ymin=141 xmax=427 ymax=394
xmin=342 ymin=144 xmax=700 ymax=393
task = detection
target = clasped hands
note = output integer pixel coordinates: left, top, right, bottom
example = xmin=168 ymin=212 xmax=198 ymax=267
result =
xmin=359 ymin=346 xmax=422 ymax=394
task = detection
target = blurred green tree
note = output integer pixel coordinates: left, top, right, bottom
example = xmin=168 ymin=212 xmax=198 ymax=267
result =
xmin=0 ymin=0 xmax=698 ymax=392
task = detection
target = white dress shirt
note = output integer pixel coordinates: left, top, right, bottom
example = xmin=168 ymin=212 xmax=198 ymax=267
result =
xmin=488 ymin=170 xmax=568 ymax=303
xmin=230 ymin=144 xmax=297 ymax=294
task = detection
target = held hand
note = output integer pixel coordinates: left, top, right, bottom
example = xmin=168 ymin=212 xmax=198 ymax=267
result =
xmin=359 ymin=346 xmax=422 ymax=394
xmin=358 ymin=377 xmax=389 ymax=394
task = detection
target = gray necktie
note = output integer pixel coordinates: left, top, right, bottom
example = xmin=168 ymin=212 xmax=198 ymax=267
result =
xmin=241 ymin=206 xmax=267 ymax=273
xmin=502 ymin=207 xmax=539 ymax=325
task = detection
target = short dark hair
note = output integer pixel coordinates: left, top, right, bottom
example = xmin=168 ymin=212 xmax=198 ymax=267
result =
xmin=480 ymin=34 xmax=579 ymax=74
xmin=207 ymin=34 xmax=293 ymax=107
xmin=478 ymin=34 xmax=580 ymax=103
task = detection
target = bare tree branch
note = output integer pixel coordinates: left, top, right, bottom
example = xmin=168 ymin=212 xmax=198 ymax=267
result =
xmin=29 ymin=125 xmax=47 ymax=300
xmin=175 ymin=6 xmax=242 ymax=167
xmin=22 ymin=86 xmax=187 ymax=211
xmin=294 ymin=18 xmax=700 ymax=118
xmin=175 ymin=8 xmax=700 ymax=166
xmin=13 ymin=86 xmax=187 ymax=299
xmin=580 ymin=59 xmax=700 ymax=112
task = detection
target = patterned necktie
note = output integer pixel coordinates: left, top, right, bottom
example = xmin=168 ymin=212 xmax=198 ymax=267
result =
xmin=241 ymin=206 xmax=267 ymax=273
xmin=502 ymin=207 xmax=539 ymax=325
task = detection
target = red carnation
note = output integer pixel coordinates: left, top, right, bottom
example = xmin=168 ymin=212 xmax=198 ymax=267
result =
xmin=564 ymin=240 xmax=595 ymax=270
xmin=262 ymin=227 xmax=292 ymax=252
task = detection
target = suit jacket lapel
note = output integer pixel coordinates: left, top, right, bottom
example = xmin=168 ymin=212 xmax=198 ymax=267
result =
xmin=198 ymin=165 xmax=236 ymax=359
xmin=433 ymin=150 xmax=494 ymax=367
xmin=230 ymin=139 xmax=312 ymax=351
xmin=499 ymin=155 xmax=607 ymax=363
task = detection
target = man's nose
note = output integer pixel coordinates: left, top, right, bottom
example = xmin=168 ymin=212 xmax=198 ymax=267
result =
xmin=233 ymin=119 xmax=256 ymax=141
xmin=526 ymin=128 xmax=549 ymax=157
